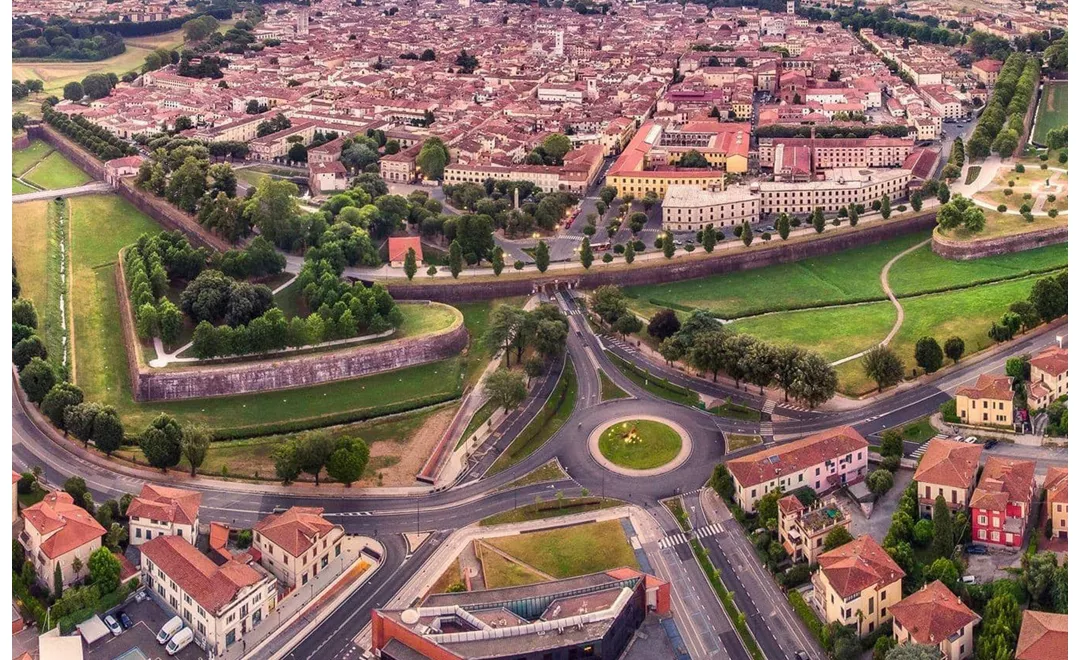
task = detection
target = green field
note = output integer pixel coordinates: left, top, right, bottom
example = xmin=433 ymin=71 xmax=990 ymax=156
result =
xmin=1033 ymin=81 xmax=1068 ymax=145
xmin=13 ymin=200 xmax=68 ymax=375
xmin=13 ymin=179 xmax=37 ymax=194
xmin=67 ymin=194 xmax=466 ymax=435
xmin=480 ymin=546 xmax=547 ymax=588
xmin=625 ymin=233 xmax=926 ymax=319
xmin=22 ymin=151 xmax=93 ymax=190
xmin=13 ymin=140 xmax=54 ymax=175
xmin=487 ymin=520 xmax=639 ymax=578
xmin=888 ymin=242 xmax=1067 ymax=296
xmin=599 ymin=370 xmax=629 ymax=400
xmin=598 ymin=419 xmax=683 ymax=469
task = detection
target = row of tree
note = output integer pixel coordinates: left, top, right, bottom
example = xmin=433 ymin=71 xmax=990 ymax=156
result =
xmin=967 ymin=53 xmax=1039 ymax=160
xmin=13 ymin=17 xmax=126 ymax=61
xmin=988 ymin=271 xmax=1067 ymax=343
xmin=273 ymin=431 xmax=370 ymax=485
xmin=42 ymin=105 xmax=137 ymax=161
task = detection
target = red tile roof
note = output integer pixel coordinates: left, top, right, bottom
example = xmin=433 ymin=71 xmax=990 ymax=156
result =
xmin=817 ymin=535 xmax=905 ymax=599
xmin=127 ymin=484 xmax=201 ymax=526
xmin=970 ymin=457 xmax=1036 ymax=512
xmin=727 ymin=426 xmax=868 ymax=489
xmin=889 ymin=580 xmax=979 ymax=645
xmin=1044 ymin=467 xmax=1068 ymax=506
xmin=1029 ymin=347 xmax=1067 ymax=377
xmin=253 ymin=506 xmax=338 ymax=558
xmin=22 ymin=492 xmax=106 ymax=559
xmin=1016 ymin=611 xmax=1067 ymax=660
xmin=914 ymin=439 xmax=982 ymax=490
xmin=387 ymin=236 xmax=423 ymax=264
xmin=956 ymin=373 xmax=1013 ymax=401
xmin=141 ymin=535 xmax=265 ymax=615
xmin=778 ymin=495 xmax=804 ymax=516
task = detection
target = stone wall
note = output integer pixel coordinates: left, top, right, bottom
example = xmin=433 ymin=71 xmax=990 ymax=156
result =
xmin=134 ymin=320 xmax=468 ymax=401
xmin=932 ymin=225 xmax=1068 ymax=260
xmin=13 ymin=133 xmax=30 ymax=151
xmin=28 ymin=124 xmax=231 ymax=252
xmin=385 ymin=212 xmax=940 ymax=302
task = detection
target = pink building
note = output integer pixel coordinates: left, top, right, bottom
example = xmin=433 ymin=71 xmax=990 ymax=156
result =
xmin=970 ymin=457 xmax=1036 ymax=550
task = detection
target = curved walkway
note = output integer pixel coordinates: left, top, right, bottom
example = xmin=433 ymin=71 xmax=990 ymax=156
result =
xmin=587 ymin=414 xmax=692 ymax=477
xmin=831 ymin=238 xmax=931 ymax=366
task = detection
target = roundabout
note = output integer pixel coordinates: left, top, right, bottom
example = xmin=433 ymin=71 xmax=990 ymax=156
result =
xmin=588 ymin=415 xmax=692 ymax=476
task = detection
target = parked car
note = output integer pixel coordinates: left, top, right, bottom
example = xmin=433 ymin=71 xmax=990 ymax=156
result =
xmin=966 ymin=544 xmax=989 ymax=555
xmin=984 ymin=439 xmax=998 ymax=449
xmin=157 ymin=616 xmax=184 ymax=644
xmin=118 ymin=611 xmax=133 ymax=629
xmin=961 ymin=575 xmax=977 ymax=585
xmin=167 ymin=627 xmax=195 ymax=656
xmin=965 ymin=436 xmax=978 ymax=444
xmin=104 ymin=615 xmax=123 ymax=636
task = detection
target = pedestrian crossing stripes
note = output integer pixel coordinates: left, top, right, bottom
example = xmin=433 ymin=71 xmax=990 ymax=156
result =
xmin=909 ymin=438 xmax=939 ymax=459
xmin=759 ymin=422 xmax=774 ymax=437
xmin=762 ymin=400 xmax=776 ymax=415
xmin=658 ymin=532 xmax=689 ymax=549
xmin=694 ymin=523 xmax=724 ymax=539
xmin=657 ymin=523 xmax=726 ymax=549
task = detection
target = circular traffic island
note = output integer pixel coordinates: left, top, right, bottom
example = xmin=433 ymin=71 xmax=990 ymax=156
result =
xmin=589 ymin=416 xmax=691 ymax=476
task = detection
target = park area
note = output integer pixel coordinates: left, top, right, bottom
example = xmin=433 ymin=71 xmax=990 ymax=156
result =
xmin=623 ymin=232 xmax=1066 ymax=396
xmin=13 ymin=139 xmax=92 ymax=192
xmin=1032 ymin=81 xmax=1067 ymax=146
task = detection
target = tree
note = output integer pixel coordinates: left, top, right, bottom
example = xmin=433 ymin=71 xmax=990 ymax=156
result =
xmin=612 ymin=313 xmax=642 ymax=338
xmin=591 ymin=285 xmax=628 ymax=325
xmin=710 ymin=464 xmax=735 ymax=502
xmin=1028 ymin=276 xmax=1067 ymax=322
xmin=296 ymin=432 xmax=336 ymax=485
xmin=12 ymin=298 xmax=38 ymax=328
xmin=1020 ymin=551 xmax=1059 ymax=608
xmin=812 ymin=207 xmax=825 ymax=233
xmin=447 ymin=240 xmax=463 ymax=278
xmin=862 ymin=345 xmax=904 ymax=392
xmin=180 ymin=423 xmax=210 ymax=478
xmin=777 ymin=213 xmax=790 ymax=240
xmin=1007 ymin=301 xmax=1040 ymax=332
xmin=54 ymin=563 xmax=64 ymax=599
xmin=689 ymin=330 xmax=728 ymax=381
xmin=848 ymin=203 xmax=859 ymax=226
xmin=403 ymin=247 xmax=418 ymax=281
xmin=874 ymin=635 xmax=897 ymax=660
xmin=913 ymin=518 xmax=934 ymax=546
xmin=910 ymin=190 xmax=922 ymax=212
xmin=88 ymin=546 xmax=122 ymax=594
xmin=678 ymin=150 xmax=710 ymax=168
xmin=822 ymin=526 xmax=854 ymax=552
xmin=326 ymin=438 xmax=370 ymax=487
xmin=662 ymin=232 xmax=675 ymax=258
xmin=535 ymin=239 xmax=552 ymax=273
xmin=880 ymin=430 xmax=904 ymax=458
xmin=623 ymin=241 xmax=635 ymax=264
xmin=741 ymin=220 xmax=753 ymax=247
xmin=867 ymin=469 xmax=894 ymax=497
xmin=417 ymin=137 xmax=450 ymax=180
xmin=91 ymin=409 xmax=124 ymax=456
xmin=914 ymin=337 xmax=944 ymax=374
xmin=158 ymin=300 xmax=183 ymax=347
xmin=491 ymin=246 xmax=505 ymax=276
xmin=885 ymin=644 xmax=944 ymax=660
xmin=880 ymin=195 xmax=892 ymax=219
xmin=273 ymin=440 xmax=302 ymax=484
xmin=541 ymin=133 xmax=572 ymax=163
xmin=932 ymin=495 xmax=955 ymax=559
xmin=485 ymin=368 xmax=528 ymax=412
xmin=63 ymin=81 xmax=84 ymax=101
xmin=992 ymin=128 xmax=1019 ymax=157
xmin=789 ymin=352 xmax=838 ymax=408
xmin=702 ymin=224 xmax=717 ymax=252
xmin=576 ymin=236 xmax=593 ymax=270
xmin=756 ymin=489 xmax=783 ymax=528
xmin=19 ymin=358 xmax=55 ymax=404
xmin=647 ymin=309 xmax=681 ymax=341
xmin=139 ymin=414 xmax=183 ymax=472
xmin=13 ymin=334 xmax=47 ymax=370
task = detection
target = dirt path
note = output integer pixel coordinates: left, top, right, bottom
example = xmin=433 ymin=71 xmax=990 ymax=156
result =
xmin=369 ymin=405 xmax=457 ymax=486
xmin=831 ymin=238 xmax=931 ymax=366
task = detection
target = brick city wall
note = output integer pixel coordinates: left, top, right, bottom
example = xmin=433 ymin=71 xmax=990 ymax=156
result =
xmin=29 ymin=124 xmax=106 ymax=179
xmin=386 ymin=212 xmax=940 ymax=302
xmin=13 ymin=134 xmax=30 ymax=151
xmin=932 ymin=225 xmax=1068 ymax=260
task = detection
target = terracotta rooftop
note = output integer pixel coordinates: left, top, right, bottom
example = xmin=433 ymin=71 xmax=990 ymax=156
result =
xmin=387 ymin=236 xmax=423 ymax=264
xmin=889 ymin=580 xmax=979 ymax=646
xmin=817 ymin=535 xmax=905 ymax=599
xmin=970 ymin=457 xmax=1036 ymax=512
xmin=22 ymin=492 xmax=107 ymax=559
xmin=727 ymin=426 xmax=868 ymax=489
xmin=956 ymin=373 xmax=1013 ymax=401
xmin=141 ymin=535 xmax=265 ymax=615
xmin=253 ymin=506 xmax=338 ymax=558
xmin=127 ymin=484 xmax=201 ymax=527
xmin=1029 ymin=347 xmax=1067 ymax=377
xmin=1015 ymin=611 xmax=1067 ymax=660
xmin=1044 ymin=467 xmax=1068 ymax=506
xmin=914 ymin=439 xmax=982 ymax=490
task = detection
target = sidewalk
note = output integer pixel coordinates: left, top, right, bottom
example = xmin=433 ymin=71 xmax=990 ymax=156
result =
xmin=229 ymin=535 xmax=384 ymax=660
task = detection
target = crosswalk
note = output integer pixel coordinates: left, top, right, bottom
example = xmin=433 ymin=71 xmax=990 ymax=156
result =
xmin=909 ymin=435 xmax=947 ymax=459
xmin=657 ymin=522 xmax=726 ymax=549
xmin=762 ymin=399 xmax=776 ymax=415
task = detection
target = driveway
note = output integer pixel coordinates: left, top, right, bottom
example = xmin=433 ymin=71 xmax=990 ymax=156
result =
xmin=847 ymin=469 xmax=914 ymax=542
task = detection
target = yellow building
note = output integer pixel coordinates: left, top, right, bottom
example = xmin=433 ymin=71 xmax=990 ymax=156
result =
xmin=1043 ymin=467 xmax=1067 ymax=540
xmin=777 ymin=495 xmax=851 ymax=565
xmin=20 ymin=492 xmax=106 ymax=587
xmin=913 ymin=438 xmax=983 ymax=517
xmin=890 ymin=580 xmax=980 ymax=660
xmin=955 ymin=374 xmax=1014 ymax=428
xmin=1028 ymin=347 xmax=1067 ymax=410
xmin=253 ymin=506 xmax=345 ymax=589
xmin=813 ymin=535 xmax=905 ymax=638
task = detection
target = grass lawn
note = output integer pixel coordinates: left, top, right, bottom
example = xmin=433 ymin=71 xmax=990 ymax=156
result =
xmin=1033 ymin=81 xmax=1067 ymax=145
xmin=489 ymin=358 xmax=577 ymax=474
xmin=726 ymin=433 xmax=763 ymax=452
xmin=606 ymin=351 xmax=700 ymax=406
xmin=972 ymin=168 xmax=1067 ymax=212
xmin=480 ymin=498 xmax=621 ymax=525
xmin=272 ymin=278 xmax=305 ymax=319
xmin=13 ymin=139 xmax=54 ymax=175
xmin=480 ymin=546 xmax=547 ymax=588
xmin=938 ymin=209 xmax=1069 ymax=242
xmin=892 ymin=417 xmax=937 ymax=445
xmin=599 ymin=370 xmax=629 ymax=400
xmin=13 ymin=179 xmax=37 ymax=194
xmin=497 ymin=459 xmax=568 ymax=491
xmin=427 ymin=560 xmax=463 ymax=595
xmin=729 ymin=302 xmax=896 ymax=363
xmin=18 ymin=486 xmax=47 ymax=508
xmin=710 ymin=400 xmax=762 ymax=422
xmin=624 ymin=233 xmax=926 ymax=319
xmin=964 ymin=166 xmax=982 ymax=185
xmin=457 ymin=398 xmax=500 ymax=449
xmin=13 ymin=200 xmax=68 ymax=374
xmin=455 ymin=297 xmax=528 ymax=387
xmin=68 ymin=194 xmax=466 ymax=435
xmin=487 ymin=519 xmax=638 ymax=578
xmin=22 ymin=151 xmax=92 ymax=190
xmin=888 ymin=243 xmax=1067 ymax=297
xmin=598 ymin=419 xmax=682 ymax=470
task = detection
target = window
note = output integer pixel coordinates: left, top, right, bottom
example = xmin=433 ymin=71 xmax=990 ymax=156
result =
xmin=335 ymin=544 xmax=341 ymax=557
xmin=321 ymin=556 xmax=329 ymax=569
xmin=226 ymin=630 xmax=236 ymax=647
xmin=136 ymin=528 xmax=142 ymax=538
xmin=198 ymin=621 xmax=205 ymax=634
xmin=302 ymin=573 xmax=309 ymax=586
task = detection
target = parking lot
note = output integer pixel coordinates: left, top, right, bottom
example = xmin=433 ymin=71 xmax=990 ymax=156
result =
xmin=86 ymin=595 xmax=204 ymax=660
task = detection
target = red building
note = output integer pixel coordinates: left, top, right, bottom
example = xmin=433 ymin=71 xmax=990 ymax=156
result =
xmin=970 ymin=457 xmax=1036 ymax=550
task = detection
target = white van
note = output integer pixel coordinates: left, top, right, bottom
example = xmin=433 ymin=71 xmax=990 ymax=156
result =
xmin=166 ymin=627 xmax=194 ymax=656
xmin=157 ymin=616 xmax=184 ymax=644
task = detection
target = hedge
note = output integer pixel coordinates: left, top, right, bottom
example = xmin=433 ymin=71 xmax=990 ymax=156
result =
xmin=606 ymin=351 xmax=700 ymax=405
xmin=691 ymin=540 xmax=766 ymax=660
xmin=787 ymin=589 xmax=825 ymax=645
xmin=57 ymin=579 xmax=141 ymax=634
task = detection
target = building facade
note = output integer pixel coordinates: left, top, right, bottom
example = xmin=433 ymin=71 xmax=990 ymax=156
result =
xmin=127 ymin=484 xmax=201 ymax=547
xmin=661 ymin=184 xmax=760 ymax=230
xmin=1027 ymin=346 xmax=1067 ymax=410
xmin=889 ymin=580 xmax=979 ymax=660
xmin=813 ymin=535 xmax=905 ymax=638
xmin=912 ymin=439 xmax=983 ymax=517
xmin=970 ymin=457 xmax=1036 ymax=550
xmin=252 ymin=507 xmax=345 ymax=589
xmin=777 ymin=495 xmax=851 ymax=565
xmin=955 ymin=374 xmax=1014 ymax=428
xmin=1043 ymin=467 xmax=1068 ymax=540
xmin=20 ymin=492 xmax=106 ymax=587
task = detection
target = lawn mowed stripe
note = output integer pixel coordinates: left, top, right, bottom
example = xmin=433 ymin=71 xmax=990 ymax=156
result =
xmin=625 ymin=232 xmax=924 ymax=319
xmin=889 ymin=243 xmax=1067 ymax=297
xmin=1033 ymin=81 xmax=1067 ymax=144
xmin=22 ymin=150 xmax=92 ymax=190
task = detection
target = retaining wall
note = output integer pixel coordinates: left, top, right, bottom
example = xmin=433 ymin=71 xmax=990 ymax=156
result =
xmin=28 ymin=124 xmax=231 ymax=252
xmin=931 ymin=225 xmax=1068 ymax=260
xmin=384 ymin=211 xmax=940 ymax=301
xmin=13 ymin=133 xmax=30 ymax=150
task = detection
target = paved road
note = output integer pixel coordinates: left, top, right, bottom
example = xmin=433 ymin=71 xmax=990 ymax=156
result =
xmin=12 ymin=181 xmax=111 ymax=202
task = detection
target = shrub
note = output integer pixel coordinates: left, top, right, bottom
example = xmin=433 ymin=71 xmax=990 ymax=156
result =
xmin=997 ymin=204 xmax=1008 ymax=212
xmin=1015 ymin=163 xmax=1025 ymax=173
xmin=1048 ymin=209 xmax=1059 ymax=218
xmin=1040 ymin=163 xmax=1048 ymax=170
xmin=1003 ymin=188 xmax=1013 ymax=196
xmin=940 ymin=399 xmax=961 ymax=423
